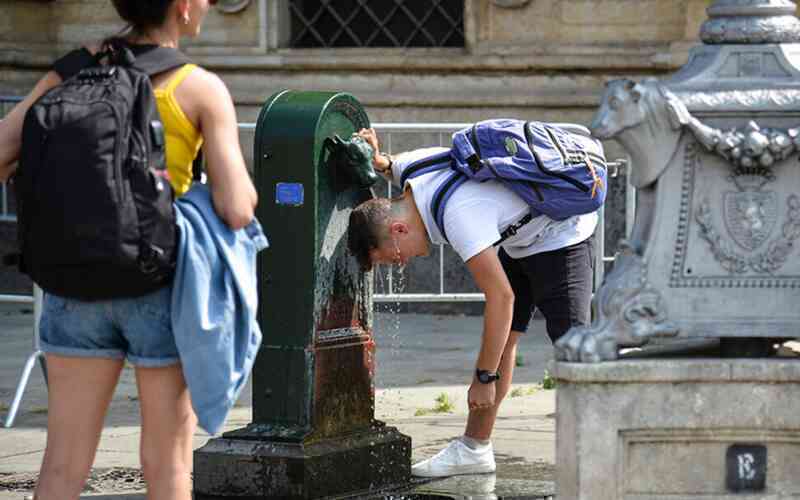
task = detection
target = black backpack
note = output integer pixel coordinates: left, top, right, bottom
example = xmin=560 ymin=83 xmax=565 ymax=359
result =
xmin=14 ymin=39 xmax=190 ymax=300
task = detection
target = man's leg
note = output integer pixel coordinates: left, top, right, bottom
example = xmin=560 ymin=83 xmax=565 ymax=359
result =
xmin=464 ymin=330 xmax=523 ymax=440
xmin=411 ymin=249 xmax=533 ymax=477
xmin=534 ymin=237 xmax=594 ymax=344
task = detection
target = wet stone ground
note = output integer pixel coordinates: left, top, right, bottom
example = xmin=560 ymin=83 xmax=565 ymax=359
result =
xmin=0 ymin=464 xmax=555 ymax=499
xmin=334 ymin=460 xmax=555 ymax=500
xmin=0 ymin=467 xmax=146 ymax=494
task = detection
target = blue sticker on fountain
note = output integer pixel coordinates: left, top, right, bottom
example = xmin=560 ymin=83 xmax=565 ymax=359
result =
xmin=276 ymin=183 xmax=304 ymax=206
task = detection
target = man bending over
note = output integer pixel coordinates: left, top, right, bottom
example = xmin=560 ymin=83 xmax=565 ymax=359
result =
xmin=347 ymin=127 xmax=598 ymax=477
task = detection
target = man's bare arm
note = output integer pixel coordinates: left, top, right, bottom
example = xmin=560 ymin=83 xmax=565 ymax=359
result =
xmin=465 ymin=247 xmax=515 ymax=372
xmin=357 ymin=128 xmax=395 ymax=182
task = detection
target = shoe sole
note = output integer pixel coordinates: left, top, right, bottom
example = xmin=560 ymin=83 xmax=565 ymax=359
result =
xmin=411 ymin=464 xmax=496 ymax=478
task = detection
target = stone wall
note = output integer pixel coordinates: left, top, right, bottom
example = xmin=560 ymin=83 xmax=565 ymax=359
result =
xmin=0 ymin=0 xmax=731 ymax=310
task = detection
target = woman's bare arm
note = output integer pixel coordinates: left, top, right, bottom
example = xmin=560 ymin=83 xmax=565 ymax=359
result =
xmin=192 ymin=69 xmax=258 ymax=229
xmin=0 ymin=71 xmax=62 ymax=182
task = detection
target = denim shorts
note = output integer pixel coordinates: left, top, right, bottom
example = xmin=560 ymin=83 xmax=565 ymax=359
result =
xmin=39 ymin=285 xmax=179 ymax=367
xmin=499 ymin=236 xmax=594 ymax=342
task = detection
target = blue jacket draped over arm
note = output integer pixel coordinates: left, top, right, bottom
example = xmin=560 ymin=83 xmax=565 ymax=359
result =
xmin=172 ymin=184 xmax=268 ymax=434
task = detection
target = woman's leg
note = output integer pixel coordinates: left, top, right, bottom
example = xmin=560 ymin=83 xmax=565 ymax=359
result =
xmin=136 ymin=364 xmax=197 ymax=500
xmin=35 ymin=355 xmax=123 ymax=500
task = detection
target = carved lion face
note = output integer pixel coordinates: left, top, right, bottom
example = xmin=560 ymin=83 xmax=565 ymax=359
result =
xmin=590 ymin=79 xmax=647 ymax=140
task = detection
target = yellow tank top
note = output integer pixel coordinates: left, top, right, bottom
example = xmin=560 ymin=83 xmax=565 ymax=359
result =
xmin=154 ymin=64 xmax=203 ymax=197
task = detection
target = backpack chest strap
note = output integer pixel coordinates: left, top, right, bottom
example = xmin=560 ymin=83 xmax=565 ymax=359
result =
xmin=494 ymin=213 xmax=534 ymax=247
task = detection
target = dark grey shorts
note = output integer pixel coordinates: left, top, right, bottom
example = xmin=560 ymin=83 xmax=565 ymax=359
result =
xmin=499 ymin=236 xmax=594 ymax=343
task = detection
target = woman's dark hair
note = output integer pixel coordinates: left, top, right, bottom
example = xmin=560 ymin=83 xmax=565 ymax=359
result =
xmin=111 ymin=0 xmax=175 ymax=33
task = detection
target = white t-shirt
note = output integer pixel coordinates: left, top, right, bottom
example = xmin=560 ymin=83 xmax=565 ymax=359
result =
xmin=391 ymin=147 xmax=598 ymax=262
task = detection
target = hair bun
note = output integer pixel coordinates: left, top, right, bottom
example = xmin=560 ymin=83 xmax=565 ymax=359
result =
xmin=111 ymin=0 xmax=174 ymax=32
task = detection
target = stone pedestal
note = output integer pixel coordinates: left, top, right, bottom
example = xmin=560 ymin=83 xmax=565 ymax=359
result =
xmin=554 ymin=359 xmax=800 ymax=500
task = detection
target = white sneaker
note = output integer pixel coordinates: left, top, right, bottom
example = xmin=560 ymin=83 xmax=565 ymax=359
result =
xmin=411 ymin=439 xmax=496 ymax=477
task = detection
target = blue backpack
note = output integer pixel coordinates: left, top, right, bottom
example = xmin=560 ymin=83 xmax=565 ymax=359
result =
xmin=400 ymin=119 xmax=607 ymax=244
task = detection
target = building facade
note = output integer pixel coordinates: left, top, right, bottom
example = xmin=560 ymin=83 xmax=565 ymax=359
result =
xmin=2 ymin=0 xmax=718 ymax=123
xmin=0 ymin=0 xmax=733 ymax=302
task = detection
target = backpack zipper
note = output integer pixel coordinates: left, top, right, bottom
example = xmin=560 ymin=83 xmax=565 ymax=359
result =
xmin=526 ymin=124 xmax=590 ymax=193
xmin=544 ymin=125 xmax=569 ymax=165
xmin=112 ymin=103 xmax=125 ymax=201
xmin=469 ymin=123 xmax=483 ymax=159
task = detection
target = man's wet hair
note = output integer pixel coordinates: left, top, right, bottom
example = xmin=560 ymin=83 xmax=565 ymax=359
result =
xmin=347 ymin=198 xmax=392 ymax=272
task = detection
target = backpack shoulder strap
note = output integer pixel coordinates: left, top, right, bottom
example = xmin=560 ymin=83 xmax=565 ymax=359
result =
xmin=399 ymin=150 xmax=453 ymax=187
xmin=52 ymin=48 xmax=97 ymax=81
xmin=101 ymin=38 xmax=191 ymax=77
xmin=429 ymin=171 xmax=469 ymax=243
xmin=130 ymin=46 xmax=191 ymax=77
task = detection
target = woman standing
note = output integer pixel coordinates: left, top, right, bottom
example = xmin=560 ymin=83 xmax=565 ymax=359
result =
xmin=0 ymin=1 xmax=258 ymax=499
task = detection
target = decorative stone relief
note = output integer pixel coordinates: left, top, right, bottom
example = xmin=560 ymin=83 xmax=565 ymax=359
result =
xmin=676 ymin=118 xmax=800 ymax=170
xmin=554 ymin=242 xmax=679 ymax=363
xmin=670 ymin=142 xmax=800 ymax=288
xmin=697 ymin=194 xmax=800 ymax=274
xmin=700 ymin=0 xmax=800 ymax=44
xmin=667 ymin=97 xmax=800 ymax=276
xmin=675 ymin=90 xmax=800 ymax=112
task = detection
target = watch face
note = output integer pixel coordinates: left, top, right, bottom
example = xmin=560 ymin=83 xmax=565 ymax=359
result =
xmin=477 ymin=370 xmax=496 ymax=383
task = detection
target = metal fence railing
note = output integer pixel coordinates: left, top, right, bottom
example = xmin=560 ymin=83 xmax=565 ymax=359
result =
xmin=1 ymin=97 xmax=22 ymax=224
xmin=0 ymin=112 xmax=634 ymax=306
xmin=0 ymin=97 xmax=32 ymax=310
xmin=1 ymin=102 xmax=632 ymax=427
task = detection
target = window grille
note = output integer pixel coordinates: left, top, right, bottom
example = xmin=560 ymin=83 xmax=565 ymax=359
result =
xmin=289 ymin=0 xmax=465 ymax=48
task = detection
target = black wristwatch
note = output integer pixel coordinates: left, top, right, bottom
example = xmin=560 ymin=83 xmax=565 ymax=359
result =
xmin=375 ymin=152 xmax=393 ymax=174
xmin=476 ymin=369 xmax=501 ymax=384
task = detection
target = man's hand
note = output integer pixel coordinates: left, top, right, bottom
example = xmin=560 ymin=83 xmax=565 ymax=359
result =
xmin=357 ymin=128 xmax=391 ymax=173
xmin=468 ymin=379 xmax=496 ymax=411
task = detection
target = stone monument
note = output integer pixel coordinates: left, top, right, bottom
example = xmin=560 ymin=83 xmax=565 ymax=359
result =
xmin=553 ymin=1 xmax=800 ymax=498
xmin=192 ymin=90 xmax=411 ymax=499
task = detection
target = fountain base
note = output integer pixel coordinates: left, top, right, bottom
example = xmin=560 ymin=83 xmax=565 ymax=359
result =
xmin=193 ymin=423 xmax=411 ymax=499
